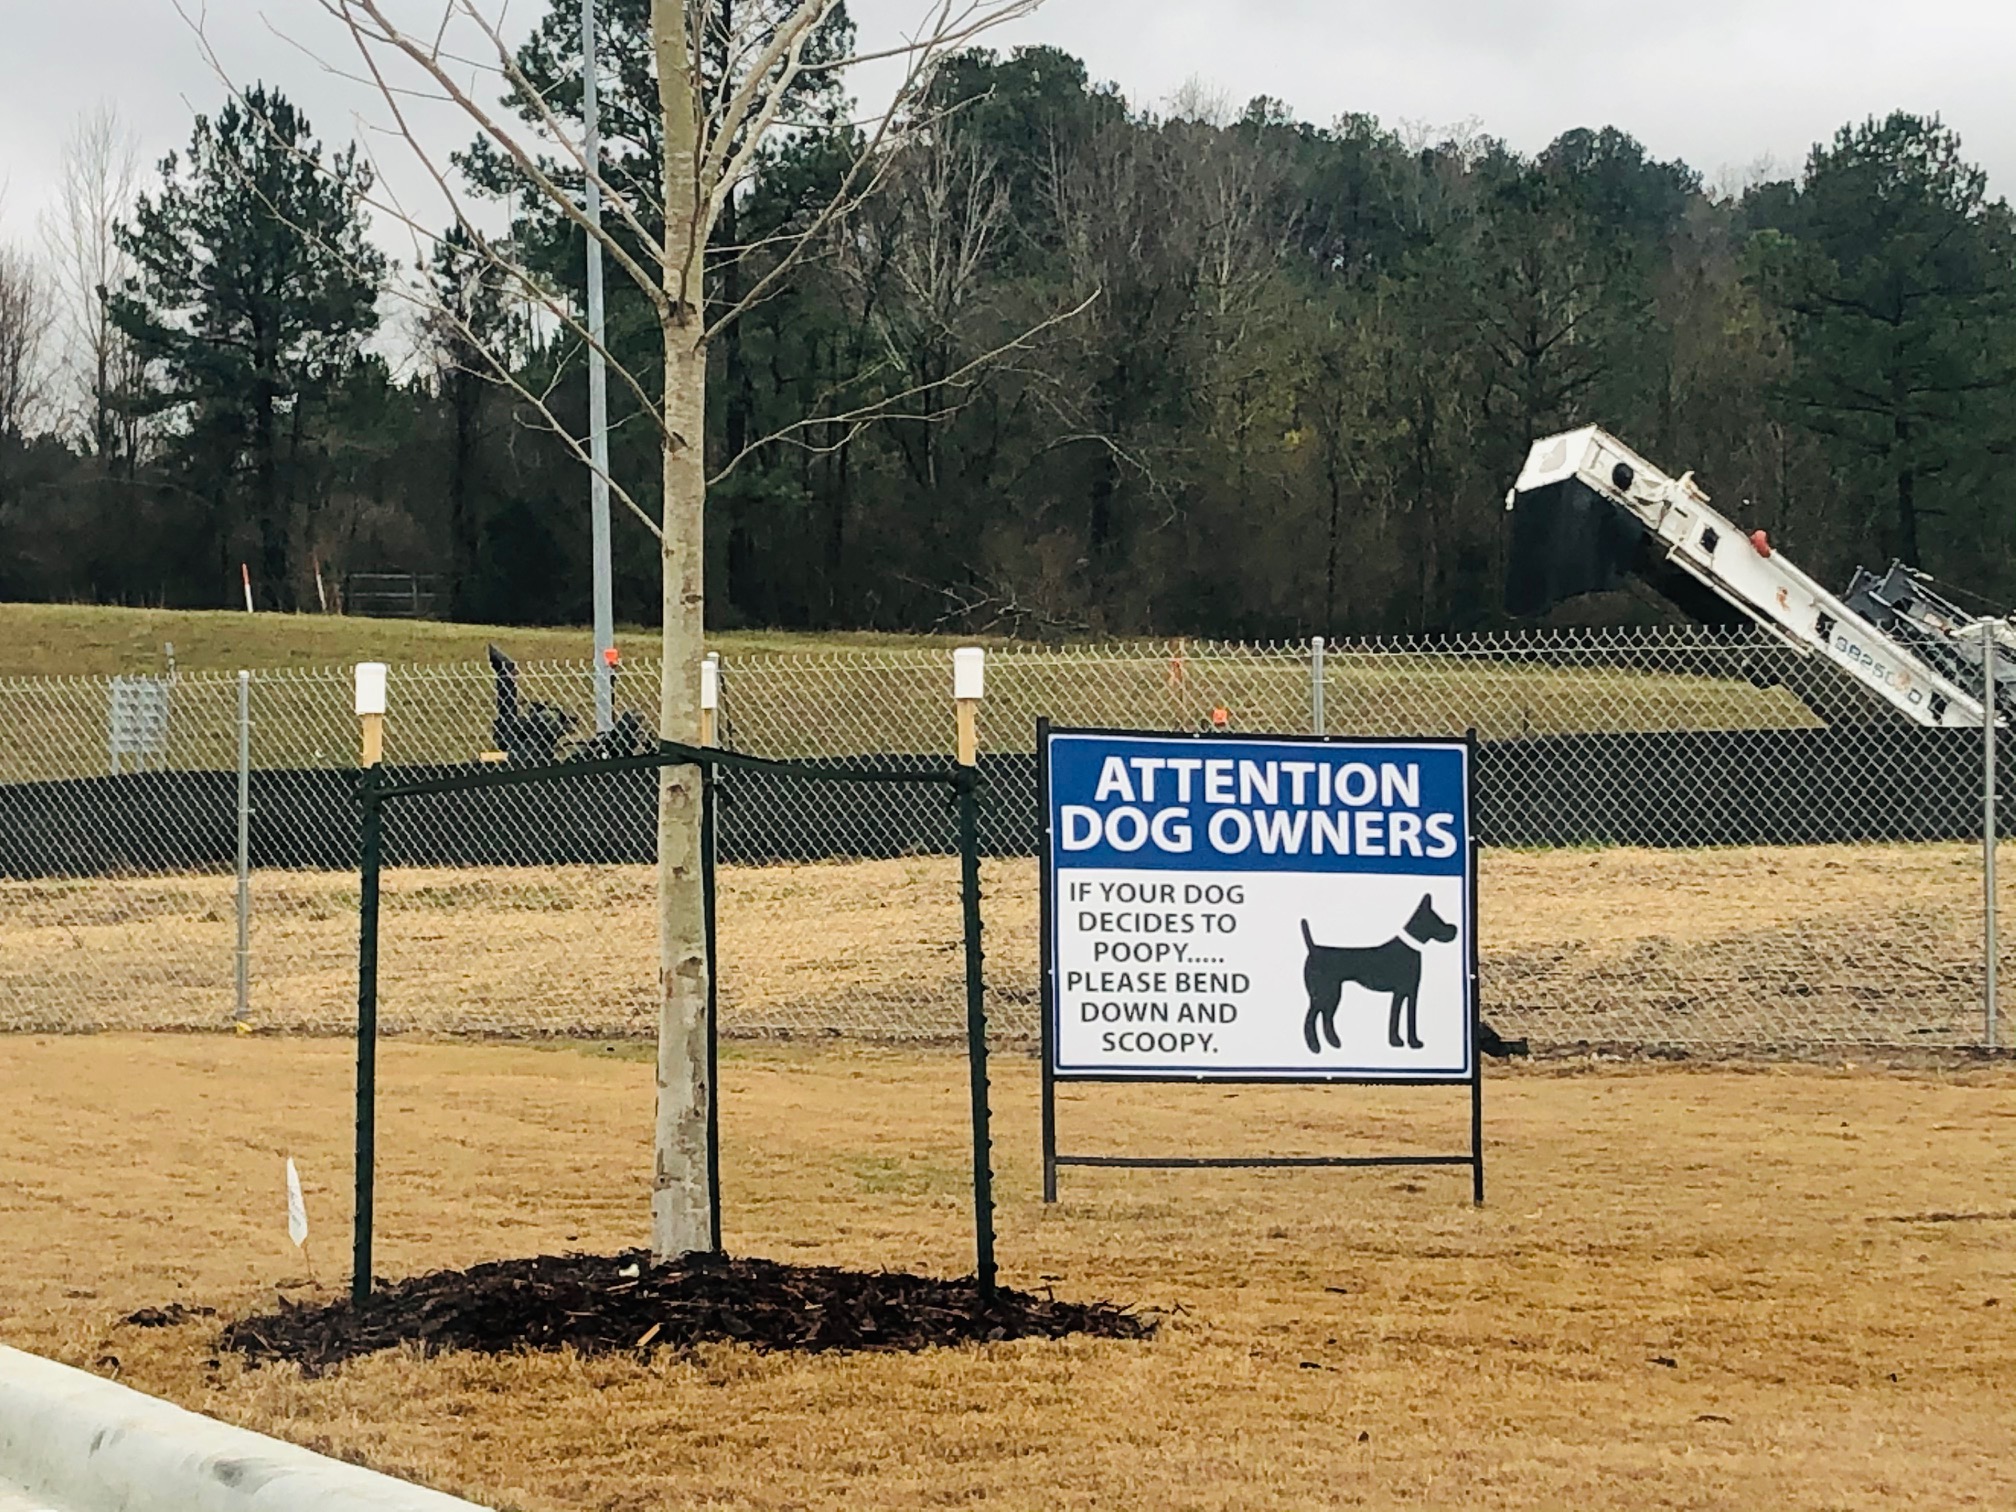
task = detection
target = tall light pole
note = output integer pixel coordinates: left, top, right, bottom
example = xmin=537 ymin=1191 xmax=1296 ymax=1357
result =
xmin=584 ymin=0 xmax=614 ymax=732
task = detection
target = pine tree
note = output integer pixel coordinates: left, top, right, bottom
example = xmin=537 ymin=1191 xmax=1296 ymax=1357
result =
xmin=1754 ymin=113 xmax=2016 ymax=567
xmin=111 ymin=85 xmax=384 ymax=608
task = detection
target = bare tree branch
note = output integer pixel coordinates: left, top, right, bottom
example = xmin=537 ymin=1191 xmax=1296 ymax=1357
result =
xmin=0 ymin=242 xmax=54 ymax=442
xmin=36 ymin=105 xmax=144 ymax=456
xmin=302 ymin=0 xmax=675 ymax=314
xmin=709 ymin=292 xmax=1098 ymax=485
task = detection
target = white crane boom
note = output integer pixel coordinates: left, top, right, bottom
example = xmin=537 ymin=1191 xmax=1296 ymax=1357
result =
xmin=1507 ymin=425 xmax=2006 ymax=728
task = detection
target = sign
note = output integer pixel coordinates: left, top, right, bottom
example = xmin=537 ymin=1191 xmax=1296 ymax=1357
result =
xmin=1042 ymin=728 xmax=1474 ymax=1082
xmin=108 ymin=675 xmax=172 ymax=774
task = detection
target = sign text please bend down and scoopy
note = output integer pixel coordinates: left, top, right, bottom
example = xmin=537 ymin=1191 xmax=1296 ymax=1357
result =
xmin=1043 ymin=730 xmax=1475 ymax=1080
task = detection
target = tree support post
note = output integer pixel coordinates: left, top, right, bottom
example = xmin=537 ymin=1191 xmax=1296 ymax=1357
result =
xmin=700 ymin=652 xmax=719 ymax=749
xmin=699 ymin=652 xmax=722 ymax=1252
xmin=352 ymin=662 xmax=388 ymax=1306
xmin=954 ymin=647 xmax=996 ymax=1295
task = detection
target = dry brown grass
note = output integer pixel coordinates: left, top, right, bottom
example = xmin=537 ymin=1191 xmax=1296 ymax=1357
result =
xmin=1 ymin=1038 xmax=2012 ymax=1509
xmin=5 ymin=844 xmax=2007 ymax=1048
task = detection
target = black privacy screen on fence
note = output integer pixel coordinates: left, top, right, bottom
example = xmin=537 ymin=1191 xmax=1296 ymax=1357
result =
xmin=5 ymin=728 xmax=2005 ymax=877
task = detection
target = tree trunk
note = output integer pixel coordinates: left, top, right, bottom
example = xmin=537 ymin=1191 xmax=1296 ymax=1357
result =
xmin=1413 ymin=375 xmax=1437 ymax=627
xmin=1896 ymin=463 xmax=1919 ymax=566
xmin=92 ymin=310 xmax=117 ymax=461
xmin=448 ymin=368 xmax=479 ymax=619
xmin=827 ymin=425 xmax=850 ymax=621
xmin=651 ymin=0 xmax=713 ymax=1261
xmin=1894 ymin=406 xmax=1920 ymax=565
xmin=1322 ymin=437 xmax=1342 ymax=629
xmin=253 ymin=380 xmax=290 ymax=610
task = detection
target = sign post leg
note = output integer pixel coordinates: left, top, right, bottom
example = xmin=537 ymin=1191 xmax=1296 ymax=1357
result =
xmin=1466 ymin=767 xmax=1483 ymax=1206
xmin=1470 ymin=1056 xmax=1485 ymax=1206
xmin=1041 ymin=1025 xmax=1058 ymax=1204
xmin=1036 ymin=717 xmax=1059 ymax=1203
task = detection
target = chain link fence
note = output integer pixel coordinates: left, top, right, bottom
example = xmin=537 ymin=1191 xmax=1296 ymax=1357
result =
xmin=2 ymin=627 xmax=2008 ymax=1053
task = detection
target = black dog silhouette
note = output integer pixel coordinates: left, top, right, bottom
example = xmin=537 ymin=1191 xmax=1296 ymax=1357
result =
xmin=1301 ymin=894 xmax=1460 ymax=1054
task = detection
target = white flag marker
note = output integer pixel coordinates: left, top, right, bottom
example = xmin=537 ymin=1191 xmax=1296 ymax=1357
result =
xmin=285 ymin=1158 xmax=309 ymax=1248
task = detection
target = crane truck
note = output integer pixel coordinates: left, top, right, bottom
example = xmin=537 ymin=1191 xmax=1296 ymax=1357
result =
xmin=1505 ymin=425 xmax=2016 ymax=727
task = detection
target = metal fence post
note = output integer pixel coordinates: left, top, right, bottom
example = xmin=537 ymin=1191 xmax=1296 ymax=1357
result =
xmin=1311 ymin=635 xmax=1326 ymax=736
xmin=233 ymin=671 xmax=251 ymax=1023
xmin=1985 ymin=621 xmax=1999 ymax=1051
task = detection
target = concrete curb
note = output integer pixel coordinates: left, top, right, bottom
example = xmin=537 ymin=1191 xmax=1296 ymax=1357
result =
xmin=0 ymin=1346 xmax=491 ymax=1512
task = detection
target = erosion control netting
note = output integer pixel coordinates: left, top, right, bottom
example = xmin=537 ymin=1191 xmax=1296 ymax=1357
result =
xmin=219 ymin=1251 xmax=1153 ymax=1372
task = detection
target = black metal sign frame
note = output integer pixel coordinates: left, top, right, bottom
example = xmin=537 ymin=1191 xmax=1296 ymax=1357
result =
xmin=1037 ymin=719 xmax=1484 ymax=1204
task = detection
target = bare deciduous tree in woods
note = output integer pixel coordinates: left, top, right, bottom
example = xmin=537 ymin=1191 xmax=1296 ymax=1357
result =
xmin=40 ymin=107 xmax=145 ymax=463
xmin=0 ymin=242 xmax=52 ymax=445
xmin=838 ymin=129 xmax=1009 ymax=560
xmin=282 ymin=0 xmax=1052 ymax=1258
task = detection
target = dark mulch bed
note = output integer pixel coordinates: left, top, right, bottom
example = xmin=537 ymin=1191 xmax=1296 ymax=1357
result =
xmin=219 ymin=1251 xmax=1153 ymax=1374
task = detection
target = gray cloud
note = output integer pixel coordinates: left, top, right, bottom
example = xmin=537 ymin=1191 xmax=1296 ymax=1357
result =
xmin=859 ymin=0 xmax=2016 ymax=189
xmin=4 ymin=0 xmax=2013 ymax=254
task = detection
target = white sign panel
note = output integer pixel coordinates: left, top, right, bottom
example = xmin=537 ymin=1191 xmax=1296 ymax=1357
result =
xmin=1043 ymin=730 xmax=1474 ymax=1081
xmin=107 ymin=676 xmax=171 ymax=772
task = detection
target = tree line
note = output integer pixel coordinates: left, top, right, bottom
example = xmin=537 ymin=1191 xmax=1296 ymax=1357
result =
xmin=3 ymin=5 xmax=2014 ymax=639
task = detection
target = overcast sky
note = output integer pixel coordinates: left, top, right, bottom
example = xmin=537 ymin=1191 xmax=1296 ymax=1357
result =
xmin=4 ymin=0 xmax=2014 ymax=257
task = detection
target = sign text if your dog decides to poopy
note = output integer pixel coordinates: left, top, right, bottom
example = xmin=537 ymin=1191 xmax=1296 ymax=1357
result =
xmin=1042 ymin=729 xmax=1475 ymax=1081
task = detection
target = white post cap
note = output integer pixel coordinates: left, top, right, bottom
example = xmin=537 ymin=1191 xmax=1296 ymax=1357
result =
xmin=354 ymin=662 xmax=388 ymax=717
xmin=954 ymin=646 xmax=986 ymax=701
xmin=700 ymin=653 xmax=719 ymax=711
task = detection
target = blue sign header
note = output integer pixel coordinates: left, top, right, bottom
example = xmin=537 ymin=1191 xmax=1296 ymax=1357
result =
xmin=1045 ymin=732 xmax=1469 ymax=875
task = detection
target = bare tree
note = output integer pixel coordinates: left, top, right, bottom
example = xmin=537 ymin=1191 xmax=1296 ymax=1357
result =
xmin=0 ymin=242 xmax=52 ymax=444
xmin=39 ymin=106 xmax=145 ymax=462
xmin=838 ymin=130 xmax=1011 ymax=513
xmin=252 ymin=0 xmax=1051 ymax=1260
xmin=1165 ymin=109 xmax=1293 ymax=506
xmin=1042 ymin=116 xmax=1173 ymax=598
